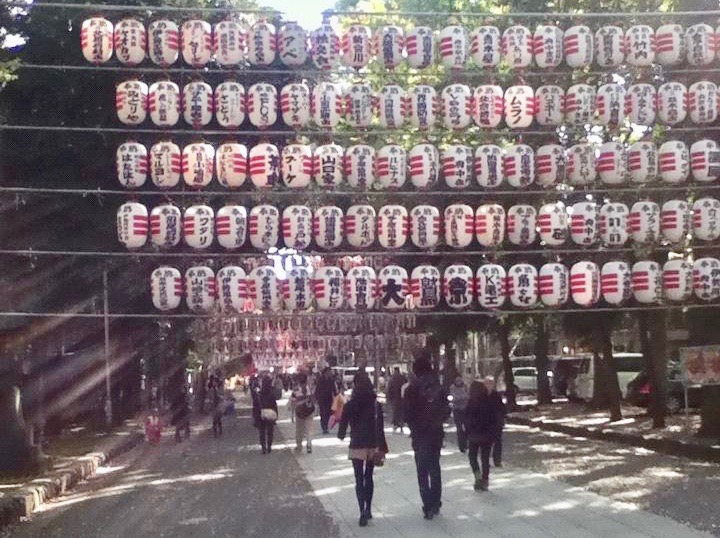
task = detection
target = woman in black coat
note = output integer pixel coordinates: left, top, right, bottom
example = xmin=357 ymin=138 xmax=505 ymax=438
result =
xmin=464 ymin=381 xmax=499 ymax=491
xmin=338 ymin=376 xmax=388 ymax=528
xmin=252 ymin=375 xmax=279 ymax=454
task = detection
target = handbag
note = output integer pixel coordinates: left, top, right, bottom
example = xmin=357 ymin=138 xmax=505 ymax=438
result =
xmin=295 ymin=400 xmax=315 ymax=419
xmin=372 ymin=401 xmax=386 ymax=467
xmin=261 ymin=408 xmax=278 ymax=422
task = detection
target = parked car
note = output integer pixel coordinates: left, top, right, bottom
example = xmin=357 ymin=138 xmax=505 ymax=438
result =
xmin=626 ymin=370 xmax=702 ymax=413
xmin=511 ymin=367 xmax=554 ymax=394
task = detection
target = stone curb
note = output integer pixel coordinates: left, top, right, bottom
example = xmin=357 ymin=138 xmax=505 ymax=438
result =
xmin=508 ymin=414 xmax=720 ymax=463
xmin=0 ymin=431 xmax=144 ymax=530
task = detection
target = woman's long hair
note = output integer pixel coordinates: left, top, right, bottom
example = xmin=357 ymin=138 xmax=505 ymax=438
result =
xmin=468 ymin=380 xmax=488 ymax=402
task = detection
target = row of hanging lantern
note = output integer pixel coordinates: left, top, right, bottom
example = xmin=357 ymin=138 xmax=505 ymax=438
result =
xmin=150 ymin=257 xmax=720 ymax=313
xmin=84 ymin=17 xmax=720 ymax=70
xmin=119 ymin=197 xmax=720 ymax=251
xmin=116 ymin=138 xmax=720 ymax=190
xmin=116 ymin=78 xmax=720 ymax=129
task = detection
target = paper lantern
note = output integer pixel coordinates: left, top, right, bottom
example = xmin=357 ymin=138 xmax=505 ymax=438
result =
xmin=627 ymin=141 xmax=657 ymax=184
xmin=248 ymin=266 xmax=282 ymax=312
xmin=663 ymin=260 xmax=693 ymax=302
xmin=655 ymin=24 xmax=685 ymax=66
xmin=508 ymin=264 xmax=538 ymax=308
xmin=313 ymin=266 xmax=344 ymax=311
xmin=345 ymin=82 xmax=374 ymax=128
xmin=410 ymin=265 xmax=441 ymax=310
xmin=472 ymin=84 xmax=504 ymax=128
xmin=565 ymin=83 xmax=596 ymax=124
xmin=114 ymin=18 xmax=145 ymax=66
xmin=185 ymin=266 xmax=216 ymax=312
xmin=625 ymin=25 xmax=655 ymax=66
xmin=116 ymin=141 xmax=148 ymax=188
xmin=377 ymin=145 xmax=407 ymax=189
xmin=476 ymin=264 xmax=506 ymax=309
xmin=476 ymin=204 xmax=505 ymax=247
xmin=504 ymin=144 xmax=535 ymax=188
xmin=375 ymin=25 xmax=404 ymax=69
xmin=533 ymin=24 xmax=563 ymax=68
xmin=470 ymin=26 xmax=501 ymax=68
xmin=281 ymin=205 xmax=313 ymax=250
xmin=599 ymin=202 xmax=629 ymax=246
xmin=148 ymin=19 xmax=179 ymax=66
xmin=474 ymin=144 xmax=504 ymax=188
xmin=658 ymin=140 xmax=689 ymax=183
xmin=280 ymin=144 xmax=313 ymax=189
xmin=81 ymin=17 xmax=113 ymax=64
xmin=182 ymin=81 xmax=213 ymax=128
xmin=567 ymin=143 xmax=598 ymax=186
xmin=504 ymin=85 xmax=535 ymax=129
xmin=248 ymin=204 xmax=280 ymax=250
xmin=148 ymin=81 xmax=180 ymax=127
xmin=410 ymin=205 xmax=441 ymax=249
xmin=409 ymin=84 xmax=438 ymax=130
xmin=378 ymin=84 xmax=406 ymax=128
xmin=378 ymin=265 xmax=409 ymax=311
xmin=632 ymin=261 xmax=662 ymax=304
xmin=341 ymin=24 xmax=372 ymax=68
xmin=601 ymin=261 xmax=632 ymax=305
xmin=657 ymin=82 xmax=687 ymax=125
xmin=377 ymin=205 xmax=409 ymax=249
xmin=214 ymin=81 xmax=245 ymax=128
xmin=150 ymin=204 xmax=181 ymax=248
xmin=345 ymin=204 xmax=376 ymax=248
xmin=597 ymin=140 xmax=625 ymax=185
xmin=116 ymin=80 xmax=148 ymax=125
xmin=535 ymin=85 xmax=564 ymax=126
xmin=692 ymin=197 xmax=720 ymax=241
xmin=686 ymin=24 xmax=714 ymax=66
xmin=216 ymin=205 xmax=247 ymax=250
xmin=310 ymin=23 xmax=340 ymax=70
xmin=182 ymin=142 xmax=214 ymax=188
xmin=660 ymin=199 xmax=690 ymax=243
xmin=441 ymin=84 xmax=472 ymax=130
xmin=249 ymin=143 xmax=280 ymax=188
xmin=151 ymin=267 xmax=183 ymax=311
xmin=181 ymin=20 xmax=212 ymax=67
xmin=441 ymin=144 xmax=473 ymax=189
xmin=444 ymin=204 xmax=474 ymax=249
xmin=283 ymin=266 xmax=313 ymax=311
xmin=345 ymin=144 xmax=375 ymax=188
xmin=216 ymin=266 xmax=248 ymax=313
xmin=596 ymin=83 xmax=625 ymax=126
xmin=247 ymin=82 xmax=277 ymax=129
xmin=311 ymin=82 xmax=343 ymax=128
xmin=693 ymin=258 xmax=720 ymax=301
xmin=507 ymin=204 xmax=537 ymax=246
xmin=570 ymin=261 xmax=601 ymax=307
xmin=535 ymin=144 xmax=565 ymax=187
xmin=625 ymin=83 xmax=656 ymax=126
xmin=345 ymin=266 xmax=376 ymax=311
xmin=688 ymin=81 xmax=718 ymax=124
xmin=564 ymin=25 xmax=593 ymax=68
xmin=213 ymin=20 xmax=245 ymax=66
xmin=439 ymin=25 xmax=467 ymax=69
xmin=279 ymin=82 xmax=310 ymax=128
xmin=539 ymin=263 xmax=569 ymax=307
xmin=538 ymin=202 xmax=568 ymax=246
xmin=443 ymin=265 xmax=474 ymax=310
xmin=595 ymin=25 xmax=625 ymax=67
xmin=183 ymin=205 xmax=214 ymax=249
xmin=278 ymin=22 xmax=308 ymax=66
xmin=314 ymin=143 xmax=344 ymax=188
xmin=117 ymin=202 xmax=148 ymax=249
xmin=215 ymin=142 xmax=247 ymax=188
xmin=313 ymin=205 xmax=344 ymax=250
xmin=629 ymin=201 xmax=661 ymax=244
xmin=408 ymin=143 xmax=439 ymax=189
xmin=406 ymin=26 xmax=434 ymax=69
xmin=248 ymin=21 xmax=276 ymax=66
xmin=502 ymin=25 xmax=533 ymax=68
xmin=690 ymin=139 xmax=720 ymax=182
xmin=570 ymin=202 xmax=598 ymax=246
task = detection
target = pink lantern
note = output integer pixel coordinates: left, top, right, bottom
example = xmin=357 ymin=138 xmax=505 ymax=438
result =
xmin=313 ymin=266 xmax=345 ymax=311
xmin=475 ymin=144 xmax=505 ymax=188
xmin=183 ymin=205 xmax=214 ymax=249
xmin=213 ymin=20 xmax=245 ymax=66
xmin=314 ymin=143 xmax=344 ymax=188
xmin=596 ymin=83 xmax=625 ymax=126
xmin=567 ymin=143 xmax=598 ymax=186
xmin=601 ymin=261 xmax=632 ymax=305
xmin=150 ymin=204 xmax=181 ymax=248
xmin=377 ymin=145 xmax=407 ymax=189
xmin=344 ymin=144 xmax=374 ymax=188
xmin=503 ymin=144 xmax=535 ymax=188
xmin=310 ymin=23 xmax=340 ymax=70
xmin=378 ymin=84 xmax=407 ymax=128
xmin=688 ymin=81 xmax=718 ymax=124
xmin=470 ymin=26 xmax=501 ymax=68
xmin=409 ymin=143 xmax=439 ymax=189
xmin=116 ymin=80 xmax=148 ymax=125
xmin=314 ymin=205 xmax=344 ymax=250
xmin=632 ymin=261 xmax=662 ymax=304
xmin=660 ymin=199 xmax=690 ymax=243
xmin=629 ymin=201 xmax=661 ymax=244
xmin=472 ymin=84 xmax=504 ymax=128
xmin=216 ymin=142 xmax=247 ymax=188
xmin=538 ymin=202 xmax=568 ymax=246
xmin=182 ymin=142 xmax=214 ymax=188
xmin=248 ymin=204 xmax=280 ymax=250
xmin=410 ymin=265 xmax=441 ymax=310
xmin=217 ymin=266 xmax=248 ymax=312
xmin=627 ymin=141 xmax=657 ymax=184
xmin=408 ymin=85 xmax=438 ymax=130
xmin=570 ymin=202 xmax=598 ymax=245
xmin=406 ymin=26 xmax=434 ymax=69
xmin=625 ymin=84 xmax=656 ymax=126
xmin=148 ymin=81 xmax=180 ymax=127
xmin=663 ymin=260 xmax=693 ymax=302
xmin=564 ymin=25 xmax=593 ymax=68
xmin=341 ymin=24 xmax=372 ymax=68
xmin=148 ymin=19 xmax=179 ymax=67
xmin=249 ymin=143 xmax=280 ymax=188
xmin=410 ymin=205 xmax=441 ymax=249
xmin=595 ymin=25 xmax=625 ymax=67
xmin=476 ymin=264 xmax=507 ymax=309
xmin=690 ymin=139 xmax=720 ymax=182
xmin=282 ymin=205 xmax=313 ymax=250
xmin=149 ymin=141 xmax=181 ymax=189
xmin=181 ymin=20 xmax=212 ymax=67
xmin=693 ymin=258 xmax=720 ymax=301
xmin=655 ymin=24 xmax=685 ymax=66
xmin=535 ymin=144 xmax=565 ymax=187
xmin=658 ymin=140 xmax=689 ymax=184
xmin=533 ymin=24 xmax=563 ymax=68
xmin=378 ymin=265 xmax=409 ymax=311
xmin=248 ymin=21 xmax=276 ymax=66
xmin=281 ymin=144 xmax=313 ymax=189
xmin=311 ymin=82 xmax=343 ymax=128
xmin=247 ymin=82 xmax=278 ymax=129
xmin=185 ymin=266 xmax=216 ymax=312
xmin=504 ymin=85 xmax=535 ymax=129
xmin=597 ymin=142 xmax=625 ymax=185
xmin=183 ymin=81 xmax=213 ymax=128
xmin=439 ymin=25 xmax=467 ymax=69
xmin=565 ymin=83 xmax=596 ymax=125
xmin=346 ymin=266 xmax=377 ymax=311
xmin=624 ymin=25 xmax=655 ymax=66
xmin=507 ymin=204 xmax=537 ymax=246
xmin=345 ymin=204 xmax=376 ymax=248
xmin=441 ymin=144 xmax=473 ymax=189
xmin=539 ymin=263 xmax=569 ymax=307
xmin=375 ymin=25 xmax=404 ymax=69
xmin=151 ymin=267 xmax=183 ymax=311
xmin=444 ymin=204 xmax=475 ymax=249
xmin=214 ymin=81 xmax=246 ymax=128
xmin=475 ymin=204 xmax=505 ymax=247
xmin=686 ymin=24 xmax=714 ymax=66
xmin=535 ymin=85 xmax=564 ymax=126
xmin=345 ymin=82 xmax=375 ymax=128
xmin=443 ymin=265 xmax=474 ymax=310
xmin=116 ymin=141 xmax=148 ymax=188
xmin=507 ymin=264 xmax=538 ymax=308
xmin=114 ymin=18 xmax=146 ymax=66
xmin=570 ymin=261 xmax=600 ymax=307
xmin=692 ymin=197 xmax=720 ymax=241
xmin=441 ymin=84 xmax=472 ymax=130
xmin=216 ymin=205 xmax=247 ymax=250
xmin=657 ymin=82 xmax=687 ymax=125
xmin=502 ymin=25 xmax=533 ymax=68
xmin=377 ymin=205 xmax=409 ymax=249
xmin=248 ymin=266 xmax=282 ymax=312
xmin=81 ymin=17 xmax=114 ymax=64
xmin=278 ymin=22 xmax=308 ymax=67
xmin=117 ymin=202 xmax=148 ymax=249
xmin=599 ymin=202 xmax=629 ymax=246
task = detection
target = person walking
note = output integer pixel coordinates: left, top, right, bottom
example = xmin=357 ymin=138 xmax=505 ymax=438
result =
xmin=385 ymin=367 xmax=405 ymax=431
xmin=403 ymin=357 xmax=451 ymax=520
xmin=291 ymin=373 xmax=315 ymax=453
xmin=483 ymin=376 xmax=506 ymax=467
xmin=338 ymin=375 xmax=388 ymax=527
xmin=208 ymin=375 xmax=224 ymax=438
xmin=315 ymin=367 xmax=338 ymax=435
xmin=449 ymin=376 xmax=470 ymax=453
xmin=252 ymin=375 xmax=279 ymax=454
xmin=464 ymin=381 xmax=499 ymax=491
xmin=171 ymin=385 xmax=190 ymax=443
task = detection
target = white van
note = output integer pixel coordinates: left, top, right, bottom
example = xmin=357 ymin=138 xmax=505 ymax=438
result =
xmin=571 ymin=352 xmax=644 ymax=401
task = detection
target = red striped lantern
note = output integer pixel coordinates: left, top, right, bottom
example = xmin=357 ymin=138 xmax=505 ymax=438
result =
xmin=314 ymin=143 xmax=344 ymax=188
xmin=378 ymin=265 xmax=409 ymax=311
xmin=439 ymin=25 xmax=468 ymax=69
xmin=504 ymin=85 xmax=535 ymax=129
xmin=444 ymin=203 xmax=475 ymax=249
xmin=663 ymin=260 xmax=693 ymax=302
xmin=217 ymin=266 xmax=248 ymax=312
xmin=690 ymin=139 xmax=720 ymax=182
xmin=406 ymin=26 xmax=435 ymax=69
xmin=147 ymin=142 xmax=178 ymax=190
xmin=345 ymin=204 xmax=376 ymax=248
xmin=216 ymin=142 xmax=247 ymax=188
xmin=310 ymin=23 xmax=340 ymax=70
xmin=375 ymin=25 xmax=404 ymax=69
xmin=410 ymin=265 xmax=441 ymax=310
xmin=627 ymin=141 xmax=657 ymax=184
xmin=248 ymin=266 xmax=282 ymax=312
xmin=686 ymin=24 xmax=715 ymax=66
xmin=655 ymin=24 xmax=685 ymax=66
xmin=501 ymin=25 xmax=533 ymax=69
xmin=692 ymin=197 xmax=720 ymax=241
xmin=503 ymin=144 xmax=535 ymax=188
xmin=377 ymin=145 xmax=407 ymax=189
xmin=183 ymin=205 xmax=214 ymax=249
xmin=378 ymin=205 xmax=409 ymax=249
xmin=564 ymin=25 xmax=593 ymax=68
xmin=441 ymin=83 xmax=472 ymax=130
xmin=313 ymin=266 xmax=345 ymax=311
xmin=476 ymin=264 xmax=507 ymax=309
xmin=595 ymin=25 xmax=625 ymax=67
xmin=181 ymin=20 xmax=212 ymax=67
xmin=311 ymin=81 xmax=343 ymax=128
xmin=281 ymin=205 xmax=313 ymax=250
xmin=313 ymin=205 xmax=344 ymax=250
xmin=658 ymin=140 xmax=689 ymax=184
xmin=657 ymin=82 xmax=687 ymax=125
xmin=601 ymin=261 xmax=632 ymax=305
xmin=599 ymin=202 xmax=629 ymax=246
xmin=278 ymin=22 xmax=308 ymax=67
xmin=81 ymin=17 xmax=114 ymax=64
xmin=182 ymin=142 xmax=214 ymax=188
xmin=535 ymin=85 xmax=564 ymax=126
xmin=409 ymin=84 xmax=438 ymax=130
xmin=213 ymin=20 xmax=245 ymax=66
xmin=443 ymin=265 xmax=474 ymax=310
xmin=346 ymin=266 xmax=377 ymax=311
xmin=570 ymin=202 xmax=598 ymax=246
xmin=248 ymin=204 xmax=279 ymax=250
xmin=632 ymin=261 xmax=662 ymax=304
xmin=625 ymin=25 xmax=655 ymax=67
xmin=629 ymin=201 xmax=661 ymax=244
xmin=693 ymin=258 xmax=720 ymax=301
xmin=117 ymin=141 xmax=148 ymax=188
xmin=341 ymin=24 xmax=372 ymax=69
xmin=410 ymin=205 xmax=441 ymax=249
xmin=345 ymin=82 xmax=375 ymax=128
xmin=535 ymin=144 xmax=565 ymax=187
xmin=596 ymin=83 xmax=625 ymax=126
xmin=476 ymin=204 xmax=505 ymax=248
xmin=148 ymin=19 xmax=179 ymax=67
xmin=214 ymin=81 xmax=246 ymax=128
xmin=281 ymin=144 xmax=313 ymax=189
xmin=688 ymin=81 xmax=718 ymax=124
xmin=660 ymin=199 xmax=690 ymax=244
xmin=472 ymin=84 xmax=504 ymax=128
xmin=114 ymin=18 xmax=145 ymax=66
xmin=508 ymin=264 xmax=538 ymax=308
xmin=567 ymin=143 xmax=598 ymax=186
xmin=280 ymin=82 xmax=310 ymax=128
xmin=507 ymin=204 xmax=537 ymax=246
xmin=409 ymin=143 xmax=439 ymax=189
xmin=533 ymin=25 xmax=563 ymax=68
xmin=117 ymin=202 xmax=148 ymax=249
xmin=470 ymin=26 xmax=501 ymax=68
xmin=216 ymin=205 xmax=247 ymax=250
xmin=565 ymin=83 xmax=596 ymax=125
xmin=151 ymin=267 xmax=183 ymax=311
xmin=150 ymin=204 xmax=181 ymax=248
xmin=247 ymin=82 xmax=278 ymax=129
xmin=378 ymin=84 xmax=407 ymax=128
xmin=539 ymin=262 xmax=569 ymax=307
xmin=249 ymin=143 xmax=280 ymax=189
xmin=625 ymin=83 xmax=656 ymax=126
xmin=116 ymin=80 xmax=148 ymax=125
xmin=183 ymin=81 xmax=213 ymax=128
xmin=441 ymin=144 xmax=473 ymax=189
xmin=538 ymin=202 xmax=568 ymax=246
xmin=345 ymin=144 xmax=375 ymax=188
xmin=248 ymin=21 xmax=277 ymax=66
xmin=474 ymin=144 xmax=504 ymax=188
xmin=570 ymin=261 xmax=601 ymax=307
xmin=148 ymin=81 xmax=180 ymax=127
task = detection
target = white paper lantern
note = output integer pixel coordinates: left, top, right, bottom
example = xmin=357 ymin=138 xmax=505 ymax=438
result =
xmin=151 ymin=267 xmax=183 ymax=311
xmin=533 ymin=25 xmax=563 ymax=68
xmin=476 ymin=264 xmax=506 ymax=309
xmin=213 ymin=20 xmax=245 ymax=66
xmin=690 ymin=139 xmax=720 ymax=182
xmin=535 ymin=144 xmax=565 ymax=187
xmin=279 ymin=82 xmax=310 ymax=128
xmin=470 ymin=26 xmax=500 ymax=68
xmin=597 ymin=141 xmax=625 ymax=185
xmin=345 ymin=82 xmax=374 ymax=128
xmin=378 ymin=265 xmax=409 ymax=311
xmin=214 ymin=81 xmax=245 ymax=128
xmin=341 ymin=24 xmax=372 ymax=68
xmin=688 ymin=81 xmax=718 ymax=124
xmin=314 ymin=205 xmax=344 ymax=250
xmin=507 ymin=204 xmax=537 ymax=246
xmin=182 ymin=142 xmax=214 ymax=188
xmin=406 ymin=26 xmax=434 ymax=69
xmin=377 ymin=145 xmax=407 ymax=189
xmin=114 ymin=18 xmax=145 ymax=66
xmin=410 ymin=265 xmax=441 ymax=310
xmin=595 ymin=25 xmax=625 ymax=67
xmin=565 ymin=83 xmax=596 ymax=125
xmin=599 ymin=202 xmax=629 ymax=246
xmin=596 ymin=83 xmax=625 ymax=126
xmin=441 ymin=84 xmax=472 ymax=130
xmin=692 ymin=197 xmax=720 ymax=241
xmin=504 ymin=144 xmax=535 ymax=188
xmin=625 ymin=25 xmax=655 ymax=66
xmin=443 ymin=265 xmax=474 ymax=310
xmin=410 ymin=205 xmax=441 ymax=249
xmin=444 ymin=204 xmax=475 ymax=249
xmin=116 ymin=80 xmax=148 ymax=125
xmin=564 ymin=25 xmax=593 ymax=68
xmin=567 ymin=143 xmax=598 ymax=186
xmin=314 ymin=143 xmax=344 ymax=188
xmin=346 ymin=266 xmax=376 ymax=311
xmin=658 ymin=140 xmax=689 ymax=184
xmin=474 ymin=144 xmax=504 ymax=188
xmin=657 ymin=82 xmax=687 ymax=125
xmin=539 ymin=263 xmax=569 ymax=307
xmin=538 ymin=202 xmax=568 ymax=246
xmin=310 ymin=23 xmax=340 ymax=70
xmin=570 ymin=202 xmax=598 ymax=245
xmin=183 ymin=81 xmax=213 ymax=128
xmin=278 ymin=22 xmax=308 ymax=66
xmin=375 ymin=25 xmax=404 ymax=69
xmin=409 ymin=85 xmax=438 ymax=130
xmin=217 ymin=266 xmax=248 ymax=312
xmin=181 ymin=20 xmax=212 ymax=67
xmin=216 ymin=205 xmax=247 ymax=250
xmin=247 ymin=82 xmax=278 ymax=129
xmin=627 ymin=141 xmax=657 ymax=184
xmin=150 ymin=204 xmax=181 ymax=248
xmin=313 ymin=266 xmax=345 ymax=310
xmin=378 ymin=84 xmax=406 ymax=128
xmin=686 ymin=24 xmax=715 ymax=66
xmin=248 ymin=21 xmax=276 ymax=66
xmin=185 ymin=266 xmax=216 ymax=312
xmin=570 ymin=261 xmax=601 ymax=307
xmin=117 ymin=202 xmax=148 ymax=249
xmin=441 ymin=144 xmax=473 ymax=189
xmin=183 ymin=205 xmax=214 ymax=249
xmin=476 ymin=204 xmax=505 ymax=247
xmin=345 ymin=204 xmax=376 ymax=248
xmin=248 ymin=266 xmax=282 ymax=312
xmin=81 ymin=17 xmax=114 ymax=64
xmin=345 ymin=144 xmax=375 ymax=188
xmin=280 ymin=144 xmax=313 ymax=189
xmin=149 ymin=141 xmax=181 ymax=189
xmin=502 ymin=25 xmax=533 ymax=68
xmin=282 ymin=205 xmax=313 ymax=250
xmin=377 ymin=205 xmax=409 ymax=249
xmin=655 ymin=24 xmax=685 ymax=66
xmin=625 ymin=84 xmax=656 ymax=126
xmin=508 ymin=264 xmax=538 ymax=308
xmin=148 ymin=81 xmax=180 ymax=127
xmin=311 ymin=82 xmax=343 ymax=128
xmin=439 ymin=25 xmax=467 ymax=69
xmin=408 ymin=143 xmax=439 ymax=189
xmin=116 ymin=141 xmax=148 ymax=188
xmin=472 ymin=84 xmax=504 ymax=128
xmin=249 ymin=143 xmax=280 ymax=188
xmin=148 ymin=19 xmax=179 ymax=66
xmin=601 ymin=261 xmax=632 ymax=305
xmin=660 ymin=199 xmax=690 ymax=243
xmin=504 ymin=85 xmax=535 ymax=129
xmin=632 ymin=261 xmax=662 ymax=304
xmin=629 ymin=201 xmax=661 ymax=244
xmin=693 ymin=258 xmax=720 ymax=301
xmin=248 ymin=204 xmax=280 ymax=250
xmin=215 ymin=142 xmax=246 ymax=188
xmin=535 ymin=85 xmax=564 ymax=126
xmin=663 ymin=260 xmax=693 ymax=302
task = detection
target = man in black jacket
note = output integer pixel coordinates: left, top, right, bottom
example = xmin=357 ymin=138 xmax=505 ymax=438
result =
xmin=402 ymin=357 xmax=451 ymax=520
xmin=315 ymin=367 xmax=337 ymax=434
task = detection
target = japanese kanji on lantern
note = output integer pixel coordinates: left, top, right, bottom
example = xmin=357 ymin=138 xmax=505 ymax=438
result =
xmin=114 ymin=18 xmax=146 ymax=66
xmin=150 ymin=204 xmax=181 ymax=248
xmin=626 ymin=84 xmax=656 ymax=126
xmin=535 ymin=85 xmax=564 ymax=126
xmin=503 ymin=85 xmax=534 ymax=129
xmin=538 ymin=202 xmax=568 ymax=246
xmin=378 ymin=265 xmax=409 ymax=311
xmin=281 ymin=205 xmax=312 ymax=250
xmin=280 ymin=82 xmax=310 ymax=128
xmin=441 ymin=83 xmax=472 ymax=130
xmin=654 ymin=24 xmax=684 ymax=66
xmin=507 ymin=204 xmax=537 ymax=246
xmin=567 ymin=143 xmax=597 ymax=186
xmin=345 ymin=82 xmax=374 ymax=128
xmin=216 ymin=205 xmax=247 ymax=250
xmin=344 ymin=144 xmax=373 ymax=188
xmin=444 ymin=203 xmax=474 ymax=249
xmin=660 ymin=200 xmax=690 ymax=244
xmin=375 ymin=25 xmax=404 ymax=69
xmin=149 ymin=141 xmax=181 ymax=188
xmin=283 ymin=266 xmax=313 ymax=311
xmin=535 ymin=144 xmax=564 ymax=186
xmin=216 ymin=266 xmax=247 ymax=312
xmin=599 ymin=202 xmax=629 ymax=246
xmin=406 ymin=26 xmax=434 ymax=69
xmin=182 ymin=142 xmax=214 ymax=188
xmin=311 ymin=81 xmax=343 ymax=128
xmin=632 ymin=261 xmax=662 ymax=304
xmin=148 ymin=81 xmax=180 ymax=127
xmin=570 ymin=261 xmax=601 ymax=307
xmin=443 ymin=264 xmax=474 ymax=310
xmin=310 ymin=22 xmax=340 ymax=70
xmin=151 ymin=266 xmax=183 ymax=311
xmin=313 ymin=266 xmax=345 ymax=310
xmin=116 ymin=141 xmax=148 ymax=188
xmin=408 ymin=143 xmax=439 ymax=189
xmin=346 ymin=266 xmax=377 ymax=311
xmin=596 ymin=141 xmax=625 ymax=185
xmin=81 ymin=17 xmax=114 ymax=64
xmin=476 ymin=264 xmax=506 ymax=310
xmin=248 ymin=266 xmax=282 ymax=312
xmin=248 ymin=204 xmax=279 ymax=250
xmin=378 ymin=84 xmax=406 ymax=128
xmin=314 ymin=143 xmax=344 ymax=188
xmin=185 ymin=266 xmax=216 ymax=312
xmin=595 ymin=25 xmax=624 ymax=67
xmin=249 ymin=143 xmax=280 ymax=188
xmin=475 ymin=204 xmax=505 ymax=248
xmin=345 ymin=204 xmax=376 ymax=248
xmin=247 ymin=83 xmax=278 ymax=129
xmin=215 ymin=81 xmax=246 ymax=128
xmin=686 ymin=23 xmax=714 ymax=66
xmin=690 ymin=140 xmax=720 ymax=182
xmin=213 ymin=20 xmax=245 ymax=66
xmin=442 ymin=145 xmax=473 ymax=189
xmin=627 ymin=141 xmax=657 ymax=184
xmin=117 ymin=202 xmax=148 ymax=249
xmin=570 ymin=202 xmax=598 ymax=246
xmin=692 ymin=197 xmax=720 ymax=242
xmin=378 ymin=205 xmax=409 ymax=249
xmin=565 ymin=83 xmax=595 ymax=124
xmin=688 ymin=81 xmax=718 ymax=124
xmin=281 ymin=144 xmax=313 ymax=188
xmin=278 ymin=22 xmax=309 ymax=66
xmin=564 ymin=25 xmax=593 ymax=68
xmin=183 ymin=205 xmax=214 ymax=250
xmin=503 ymin=144 xmax=534 ymax=188
xmin=183 ymin=80 xmax=213 ymax=128
xmin=657 ymin=82 xmax=687 ymax=125
xmin=410 ymin=205 xmax=440 ymax=249
xmin=377 ymin=145 xmax=407 ymax=189
xmin=629 ymin=201 xmax=661 ymax=244
xmin=181 ymin=19 xmax=212 ymax=67
xmin=472 ymin=84 xmax=503 ymax=129
xmin=408 ymin=85 xmax=437 ymax=130
xmin=663 ymin=260 xmax=693 ymax=303
xmin=216 ymin=142 xmax=247 ymax=188
xmin=507 ymin=263 xmax=538 ymax=308
xmin=342 ymin=23 xmax=372 ymax=69
xmin=314 ymin=205 xmax=344 ymax=250
xmin=534 ymin=24 xmax=563 ymax=68
xmin=116 ymin=80 xmax=148 ymax=125
xmin=601 ymin=261 xmax=632 ymax=305
xmin=410 ymin=265 xmax=441 ymax=310
xmin=475 ymin=144 xmax=504 ymax=188
xmin=539 ymin=262 xmax=569 ymax=307
xmin=658 ymin=140 xmax=689 ymax=183
xmin=248 ymin=20 xmax=277 ymax=66
xmin=693 ymin=258 xmax=720 ymax=301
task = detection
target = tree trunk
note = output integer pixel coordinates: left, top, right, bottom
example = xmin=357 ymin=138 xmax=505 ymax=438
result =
xmin=599 ymin=317 xmax=623 ymax=421
xmin=590 ymin=345 xmax=609 ymax=408
xmin=534 ymin=317 xmax=553 ymax=405
xmin=0 ymin=375 xmax=37 ymax=473
xmin=648 ymin=310 xmax=668 ymax=428
xmin=498 ymin=319 xmax=517 ymax=410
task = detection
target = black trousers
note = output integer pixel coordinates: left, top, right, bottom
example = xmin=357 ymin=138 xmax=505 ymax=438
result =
xmin=468 ymin=441 xmax=492 ymax=480
xmin=258 ymin=420 xmax=274 ymax=450
xmin=413 ymin=442 xmax=442 ymax=511
xmin=492 ymin=426 xmax=503 ymax=465
xmin=453 ymin=408 xmax=467 ymax=452
xmin=212 ymin=410 xmax=223 ymax=437
xmin=352 ymin=459 xmax=375 ymax=513
xmin=319 ymin=402 xmax=332 ymax=433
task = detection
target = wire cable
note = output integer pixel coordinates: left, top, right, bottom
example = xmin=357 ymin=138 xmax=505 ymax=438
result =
xmin=327 ymin=9 xmax=720 ymax=18
xmin=4 ymin=1 xmax=280 ymax=14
